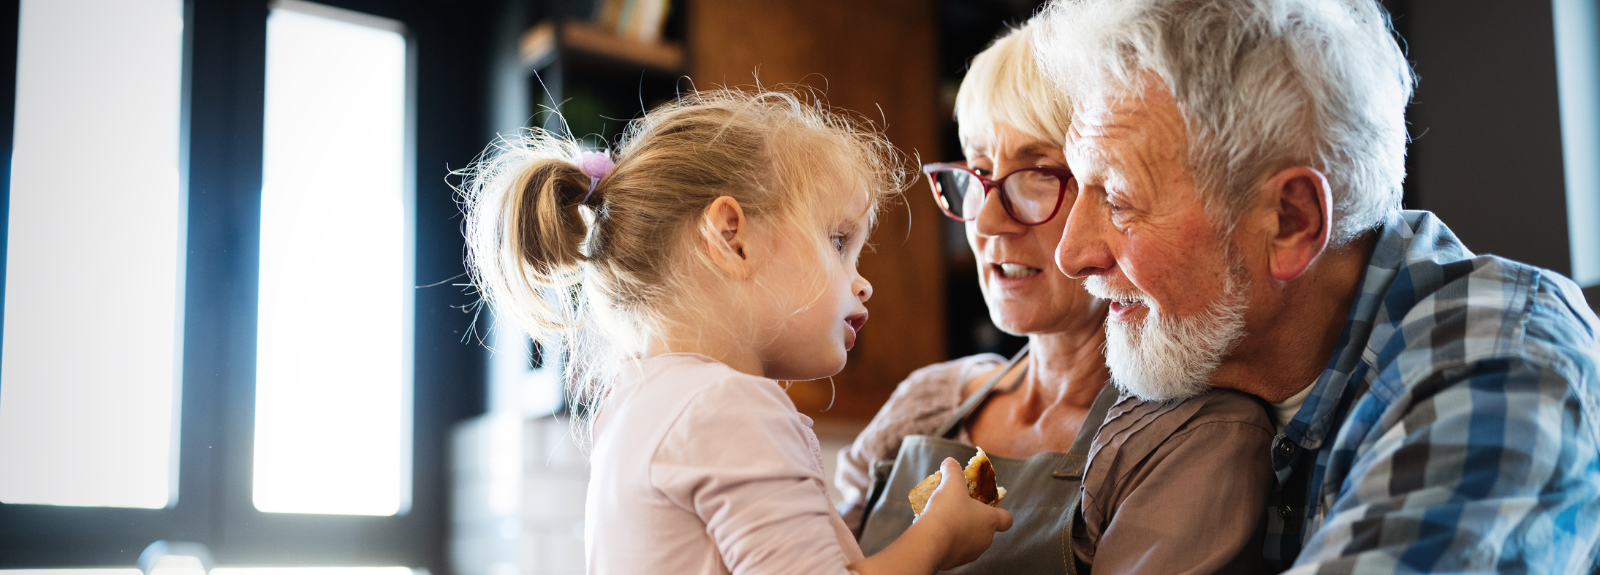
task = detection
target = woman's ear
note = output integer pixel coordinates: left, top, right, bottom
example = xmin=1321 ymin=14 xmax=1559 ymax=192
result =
xmin=702 ymin=196 xmax=751 ymax=279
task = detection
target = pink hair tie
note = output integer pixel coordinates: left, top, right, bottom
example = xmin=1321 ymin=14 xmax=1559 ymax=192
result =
xmin=578 ymin=150 xmax=615 ymax=204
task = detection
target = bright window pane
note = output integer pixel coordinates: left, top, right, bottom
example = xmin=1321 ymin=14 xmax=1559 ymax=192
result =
xmin=1555 ymin=0 xmax=1600 ymax=286
xmin=254 ymin=2 xmax=412 ymax=516
xmin=213 ymin=568 xmax=418 ymax=575
xmin=0 ymin=0 xmax=184 ymax=509
xmin=1 ymin=570 xmax=144 ymax=575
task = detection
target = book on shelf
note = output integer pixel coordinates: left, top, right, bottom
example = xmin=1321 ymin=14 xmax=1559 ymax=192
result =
xmin=592 ymin=0 xmax=671 ymax=45
xmin=517 ymin=18 xmax=684 ymax=73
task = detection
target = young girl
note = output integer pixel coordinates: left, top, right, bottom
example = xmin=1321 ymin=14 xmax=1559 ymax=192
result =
xmin=460 ymin=90 xmax=1013 ymax=574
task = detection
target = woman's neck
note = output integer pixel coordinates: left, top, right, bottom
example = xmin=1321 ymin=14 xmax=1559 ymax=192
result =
xmin=1019 ymin=323 xmax=1109 ymax=409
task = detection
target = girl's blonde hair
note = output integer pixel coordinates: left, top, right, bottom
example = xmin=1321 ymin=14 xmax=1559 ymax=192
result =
xmin=459 ymin=88 xmax=906 ymax=427
xmin=955 ymin=23 xmax=1073 ymax=148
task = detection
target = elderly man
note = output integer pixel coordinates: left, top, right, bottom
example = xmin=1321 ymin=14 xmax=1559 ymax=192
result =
xmin=1035 ymin=0 xmax=1600 ymax=572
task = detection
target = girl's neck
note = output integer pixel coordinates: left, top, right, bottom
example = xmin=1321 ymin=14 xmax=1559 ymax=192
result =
xmin=1018 ymin=324 xmax=1109 ymax=408
xmin=647 ymin=332 xmax=765 ymax=378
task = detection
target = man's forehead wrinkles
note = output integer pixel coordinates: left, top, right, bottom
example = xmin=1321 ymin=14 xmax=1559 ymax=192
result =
xmin=1066 ymin=142 xmax=1115 ymax=178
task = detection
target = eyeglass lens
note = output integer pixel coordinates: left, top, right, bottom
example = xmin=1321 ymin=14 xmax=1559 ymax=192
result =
xmin=933 ymin=168 xmax=1065 ymax=224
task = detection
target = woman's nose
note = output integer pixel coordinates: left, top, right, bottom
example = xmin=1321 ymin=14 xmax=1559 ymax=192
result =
xmin=973 ymin=183 xmax=1022 ymax=236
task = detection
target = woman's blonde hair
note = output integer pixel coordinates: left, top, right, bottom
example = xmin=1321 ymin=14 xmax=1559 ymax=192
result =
xmin=459 ymin=88 xmax=906 ymax=427
xmin=955 ymin=22 xmax=1073 ymax=148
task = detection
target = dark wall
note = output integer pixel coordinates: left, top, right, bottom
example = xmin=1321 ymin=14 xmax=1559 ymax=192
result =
xmin=1387 ymin=0 xmax=1575 ymax=276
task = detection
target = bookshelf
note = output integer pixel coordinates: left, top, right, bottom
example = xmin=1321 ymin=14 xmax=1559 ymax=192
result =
xmin=520 ymin=19 xmax=683 ymax=75
xmin=686 ymin=0 xmax=945 ymax=424
xmin=520 ymin=13 xmax=686 ymax=146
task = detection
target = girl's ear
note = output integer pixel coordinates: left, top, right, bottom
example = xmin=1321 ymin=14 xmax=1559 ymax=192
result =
xmin=702 ymin=196 xmax=751 ymax=279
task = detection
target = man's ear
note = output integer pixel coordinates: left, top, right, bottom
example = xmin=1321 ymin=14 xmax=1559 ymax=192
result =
xmin=702 ymin=196 xmax=751 ymax=279
xmin=1262 ymin=166 xmax=1332 ymax=282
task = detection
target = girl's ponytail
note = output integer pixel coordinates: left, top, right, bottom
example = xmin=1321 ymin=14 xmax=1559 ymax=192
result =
xmin=460 ymin=131 xmax=596 ymax=340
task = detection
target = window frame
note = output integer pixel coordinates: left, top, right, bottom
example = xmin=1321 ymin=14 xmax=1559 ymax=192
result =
xmin=0 ymin=0 xmax=488 ymax=570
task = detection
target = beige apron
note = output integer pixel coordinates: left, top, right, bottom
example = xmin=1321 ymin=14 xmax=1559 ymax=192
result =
xmin=856 ymin=346 xmax=1117 ymax=574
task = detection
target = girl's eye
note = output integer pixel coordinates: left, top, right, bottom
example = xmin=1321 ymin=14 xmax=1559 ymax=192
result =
xmin=831 ymin=235 xmax=846 ymax=253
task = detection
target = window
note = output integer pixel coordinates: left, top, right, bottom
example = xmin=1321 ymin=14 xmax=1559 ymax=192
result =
xmin=255 ymin=0 xmax=413 ymax=518
xmin=0 ymin=0 xmax=185 ymax=511
xmin=1554 ymin=0 xmax=1600 ymax=286
xmin=0 ymin=0 xmax=476 ymax=570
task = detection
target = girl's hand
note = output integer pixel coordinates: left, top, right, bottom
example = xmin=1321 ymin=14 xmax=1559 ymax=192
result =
xmin=849 ymin=458 xmax=1012 ymax=575
xmin=915 ymin=457 xmax=1014 ymax=569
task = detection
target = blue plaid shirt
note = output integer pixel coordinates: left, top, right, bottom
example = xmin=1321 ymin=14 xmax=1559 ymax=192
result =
xmin=1266 ymin=210 xmax=1600 ymax=573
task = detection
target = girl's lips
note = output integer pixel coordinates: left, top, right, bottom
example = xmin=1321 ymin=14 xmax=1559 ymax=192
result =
xmin=844 ymin=311 xmax=869 ymax=350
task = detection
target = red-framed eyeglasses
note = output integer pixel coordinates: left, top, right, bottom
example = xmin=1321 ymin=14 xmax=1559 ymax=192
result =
xmin=923 ymin=162 xmax=1074 ymax=225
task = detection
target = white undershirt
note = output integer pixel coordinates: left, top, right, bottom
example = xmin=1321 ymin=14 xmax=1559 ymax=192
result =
xmin=1272 ymin=381 xmax=1317 ymax=433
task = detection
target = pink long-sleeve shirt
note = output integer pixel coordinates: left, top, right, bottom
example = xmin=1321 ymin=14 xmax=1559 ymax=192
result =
xmin=585 ymin=353 xmax=866 ymax=574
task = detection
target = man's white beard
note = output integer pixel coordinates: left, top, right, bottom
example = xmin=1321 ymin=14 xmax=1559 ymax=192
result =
xmin=1085 ymin=269 xmax=1249 ymax=402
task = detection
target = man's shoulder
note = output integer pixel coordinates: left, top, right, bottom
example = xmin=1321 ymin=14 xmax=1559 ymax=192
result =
xmin=1092 ymin=389 xmax=1274 ymax=467
xmin=1340 ymin=217 xmax=1600 ymax=447
xmin=1362 ymin=214 xmax=1597 ymax=395
xmin=1377 ymin=253 xmax=1596 ymax=388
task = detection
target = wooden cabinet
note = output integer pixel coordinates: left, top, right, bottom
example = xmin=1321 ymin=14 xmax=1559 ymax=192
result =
xmin=687 ymin=0 xmax=946 ymax=423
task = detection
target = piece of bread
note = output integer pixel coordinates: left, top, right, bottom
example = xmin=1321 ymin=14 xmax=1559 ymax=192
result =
xmin=908 ymin=447 xmax=1007 ymax=517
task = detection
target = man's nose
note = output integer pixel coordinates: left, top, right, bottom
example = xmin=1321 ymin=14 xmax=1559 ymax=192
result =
xmin=1055 ymin=188 xmax=1115 ymax=279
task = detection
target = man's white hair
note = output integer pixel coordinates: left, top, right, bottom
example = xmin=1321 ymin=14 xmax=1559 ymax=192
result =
xmin=1034 ymin=0 xmax=1415 ymax=246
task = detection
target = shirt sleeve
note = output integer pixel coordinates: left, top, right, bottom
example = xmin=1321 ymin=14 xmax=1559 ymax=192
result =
xmin=1286 ymin=358 xmax=1600 ymax=574
xmin=651 ymin=376 xmax=855 ymax=575
xmin=1084 ymin=416 xmax=1277 ymax=574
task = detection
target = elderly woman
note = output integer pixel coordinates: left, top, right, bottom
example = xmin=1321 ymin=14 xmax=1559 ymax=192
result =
xmin=836 ymin=24 xmax=1277 ymax=574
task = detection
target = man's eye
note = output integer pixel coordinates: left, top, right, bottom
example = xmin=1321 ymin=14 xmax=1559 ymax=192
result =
xmin=1103 ymin=192 xmax=1125 ymax=213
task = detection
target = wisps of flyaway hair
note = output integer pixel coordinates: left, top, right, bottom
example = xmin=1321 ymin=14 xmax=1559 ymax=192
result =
xmin=456 ymin=88 xmax=906 ymax=441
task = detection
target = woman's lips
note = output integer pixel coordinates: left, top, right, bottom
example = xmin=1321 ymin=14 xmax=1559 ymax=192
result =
xmin=844 ymin=311 xmax=869 ymax=350
xmin=988 ymin=262 xmax=1044 ymax=284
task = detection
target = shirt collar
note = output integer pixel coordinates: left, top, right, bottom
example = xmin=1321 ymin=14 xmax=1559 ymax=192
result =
xmin=1280 ymin=210 xmax=1450 ymax=449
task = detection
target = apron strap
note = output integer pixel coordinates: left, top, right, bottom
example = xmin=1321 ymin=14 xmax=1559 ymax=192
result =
xmin=1051 ymin=383 xmax=1120 ymax=479
xmin=935 ymin=345 xmax=1031 ymax=439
